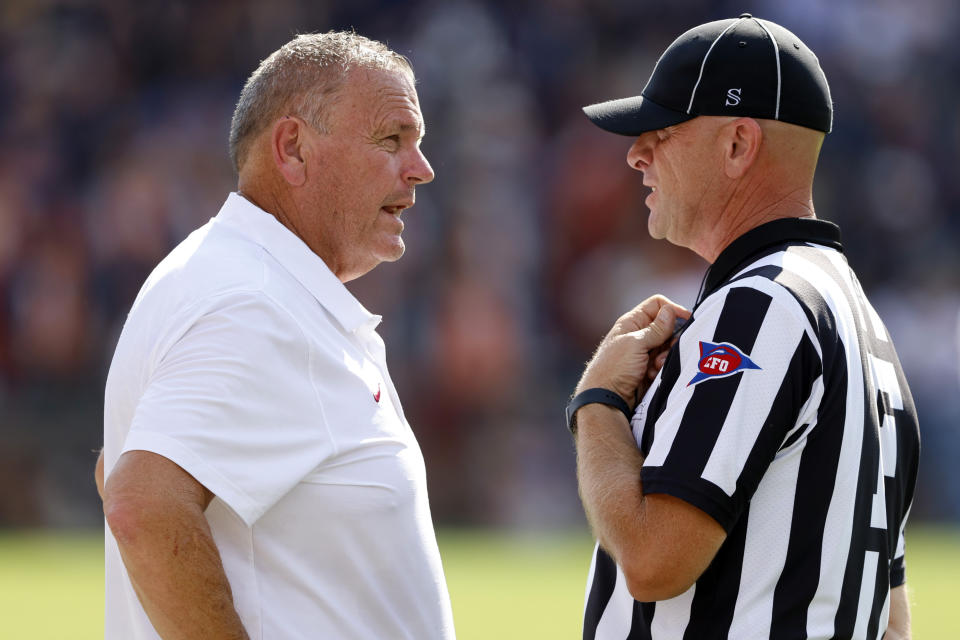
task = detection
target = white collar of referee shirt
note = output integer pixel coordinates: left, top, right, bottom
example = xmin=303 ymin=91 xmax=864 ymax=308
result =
xmin=214 ymin=192 xmax=383 ymax=337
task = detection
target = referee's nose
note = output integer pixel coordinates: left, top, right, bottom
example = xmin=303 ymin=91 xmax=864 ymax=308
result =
xmin=627 ymin=131 xmax=657 ymax=173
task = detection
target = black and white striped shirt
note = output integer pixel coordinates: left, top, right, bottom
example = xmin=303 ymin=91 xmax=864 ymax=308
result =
xmin=583 ymin=218 xmax=920 ymax=640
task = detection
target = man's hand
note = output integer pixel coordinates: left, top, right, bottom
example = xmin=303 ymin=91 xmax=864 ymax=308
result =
xmin=576 ymin=295 xmax=690 ymax=404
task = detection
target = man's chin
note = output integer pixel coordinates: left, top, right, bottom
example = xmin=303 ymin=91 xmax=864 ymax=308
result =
xmin=647 ymin=214 xmax=667 ymax=241
xmin=378 ymin=239 xmax=406 ymax=263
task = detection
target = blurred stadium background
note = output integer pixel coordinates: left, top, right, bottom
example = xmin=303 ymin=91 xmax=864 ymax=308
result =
xmin=1 ymin=0 xmax=958 ymax=637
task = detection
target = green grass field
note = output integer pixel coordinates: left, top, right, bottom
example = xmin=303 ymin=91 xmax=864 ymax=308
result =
xmin=1 ymin=526 xmax=956 ymax=638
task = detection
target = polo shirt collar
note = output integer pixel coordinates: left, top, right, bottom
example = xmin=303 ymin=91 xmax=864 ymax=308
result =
xmin=214 ymin=192 xmax=382 ymax=335
xmin=700 ymin=217 xmax=843 ymax=303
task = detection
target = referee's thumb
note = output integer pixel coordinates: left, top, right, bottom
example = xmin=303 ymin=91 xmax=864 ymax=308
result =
xmin=645 ymin=305 xmax=675 ymax=344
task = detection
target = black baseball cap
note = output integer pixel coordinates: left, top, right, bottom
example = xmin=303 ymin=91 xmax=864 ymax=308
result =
xmin=583 ymin=14 xmax=832 ymax=136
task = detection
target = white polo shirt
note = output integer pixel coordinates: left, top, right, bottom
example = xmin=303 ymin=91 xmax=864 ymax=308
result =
xmin=103 ymin=193 xmax=455 ymax=639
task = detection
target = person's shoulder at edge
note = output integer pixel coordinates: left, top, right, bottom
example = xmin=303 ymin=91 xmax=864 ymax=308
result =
xmin=110 ymin=212 xmax=327 ymax=401
xmin=114 ymin=213 xmax=290 ymax=369
xmin=131 ymin=213 xmax=272 ymax=317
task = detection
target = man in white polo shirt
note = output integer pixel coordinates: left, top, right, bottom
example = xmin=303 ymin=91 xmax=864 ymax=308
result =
xmin=95 ymin=31 xmax=455 ymax=639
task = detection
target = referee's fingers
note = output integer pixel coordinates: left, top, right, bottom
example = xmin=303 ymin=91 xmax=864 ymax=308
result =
xmin=633 ymin=304 xmax=675 ymax=349
xmin=614 ymin=295 xmax=690 ymax=336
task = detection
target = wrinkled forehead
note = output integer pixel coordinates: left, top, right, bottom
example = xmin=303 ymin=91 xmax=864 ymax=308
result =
xmin=345 ymin=65 xmax=418 ymax=101
xmin=349 ymin=67 xmax=424 ymax=130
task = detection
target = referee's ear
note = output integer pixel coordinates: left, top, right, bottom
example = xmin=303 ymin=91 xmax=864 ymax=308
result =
xmin=722 ymin=117 xmax=762 ymax=180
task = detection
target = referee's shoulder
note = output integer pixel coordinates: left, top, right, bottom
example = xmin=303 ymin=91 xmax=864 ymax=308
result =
xmin=705 ymin=273 xmax=823 ymax=342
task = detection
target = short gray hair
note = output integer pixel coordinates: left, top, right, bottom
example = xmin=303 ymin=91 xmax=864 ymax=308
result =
xmin=228 ymin=31 xmax=413 ymax=173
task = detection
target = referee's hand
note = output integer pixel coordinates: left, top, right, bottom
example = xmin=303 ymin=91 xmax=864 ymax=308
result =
xmin=575 ymin=295 xmax=690 ymax=407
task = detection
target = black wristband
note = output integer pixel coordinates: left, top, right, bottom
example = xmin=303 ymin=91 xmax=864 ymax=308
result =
xmin=565 ymin=388 xmax=633 ymax=435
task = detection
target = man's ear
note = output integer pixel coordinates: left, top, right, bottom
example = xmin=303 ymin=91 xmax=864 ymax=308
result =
xmin=723 ymin=118 xmax=762 ymax=179
xmin=272 ymin=116 xmax=309 ymax=186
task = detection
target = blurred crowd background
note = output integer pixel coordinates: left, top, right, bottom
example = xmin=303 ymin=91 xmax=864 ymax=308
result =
xmin=1 ymin=0 xmax=958 ymax=530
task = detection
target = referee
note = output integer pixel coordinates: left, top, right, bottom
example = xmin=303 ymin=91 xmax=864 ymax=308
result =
xmin=569 ymin=15 xmax=919 ymax=640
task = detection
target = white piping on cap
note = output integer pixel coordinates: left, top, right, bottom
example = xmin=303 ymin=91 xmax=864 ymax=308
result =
xmin=687 ymin=17 xmax=746 ymax=114
xmin=752 ymin=18 xmax=782 ymax=120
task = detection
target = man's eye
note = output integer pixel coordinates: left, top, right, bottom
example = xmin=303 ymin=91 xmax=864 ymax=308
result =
xmin=385 ymin=135 xmax=401 ymax=146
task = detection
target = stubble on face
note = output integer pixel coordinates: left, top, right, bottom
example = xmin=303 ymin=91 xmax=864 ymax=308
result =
xmin=297 ymin=67 xmax=431 ymax=281
xmin=644 ymin=119 xmax=724 ymax=251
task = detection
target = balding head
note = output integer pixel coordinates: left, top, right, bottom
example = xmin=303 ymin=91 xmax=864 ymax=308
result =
xmin=229 ymin=31 xmax=413 ymax=174
xmin=706 ymin=116 xmax=824 ymax=257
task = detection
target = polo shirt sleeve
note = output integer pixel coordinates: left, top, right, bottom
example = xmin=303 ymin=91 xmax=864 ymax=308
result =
xmin=640 ymin=283 xmax=822 ymax=532
xmin=121 ymin=290 xmax=333 ymax=526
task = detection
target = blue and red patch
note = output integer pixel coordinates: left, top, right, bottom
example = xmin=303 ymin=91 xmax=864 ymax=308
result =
xmin=688 ymin=341 xmax=762 ymax=386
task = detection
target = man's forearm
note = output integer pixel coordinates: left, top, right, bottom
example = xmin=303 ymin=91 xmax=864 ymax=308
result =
xmin=109 ymin=497 xmax=249 ymax=639
xmin=104 ymin=450 xmax=249 ymax=640
xmin=575 ymin=388 xmax=728 ymax=602
xmin=573 ymin=296 xmax=727 ymax=601
xmin=885 ymin=584 xmax=911 ymax=639
xmin=573 ymin=298 xmax=676 ymax=568
xmin=576 ymin=403 xmax=647 ymax=561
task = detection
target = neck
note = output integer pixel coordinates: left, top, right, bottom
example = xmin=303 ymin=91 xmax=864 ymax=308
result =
xmin=237 ymin=176 xmax=320 ymax=258
xmin=237 ymin=178 xmax=355 ymax=283
xmin=692 ymin=173 xmax=815 ymax=263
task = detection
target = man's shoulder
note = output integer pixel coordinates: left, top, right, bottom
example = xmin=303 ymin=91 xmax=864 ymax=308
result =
xmin=110 ymin=219 xmax=323 ymax=381
xmin=117 ymin=219 xmax=290 ymax=351
xmin=713 ymin=243 xmax=845 ymax=322
xmin=700 ymin=267 xmax=810 ymax=321
xmin=146 ymin=218 xmax=266 ymax=299
xmin=132 ymin=214 xmax=321 ymax=328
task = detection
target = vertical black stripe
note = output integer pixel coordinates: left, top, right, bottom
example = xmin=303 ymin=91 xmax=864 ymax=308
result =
xmin=685 ymin=333 xmax=821 ymax=637
xmin=626 ymin=601 xmax=653 ymax=640
xmin=866 ymin=554 xmax=888 ymax=640
xmin=730 ymin=332 xmax=822 ymax=510
xmin=583 ymin=547 xmax=618 ymax=640
xmin=798 ymin=247 xmax=890 ymax=639
xmin=770 ymin=351 xmax=847 ymax=636
xmin=888 ymin=358 xmax=920 ymax=574
xmin=661 ymin=287 xmax=773 ymax=478
xmin=712 ymin=287 xmax=770 ymax=358
xmin=682 ymin=508 xmax=750 ymax=639
xmin=641 ymin=346 xmax=684 ymax=457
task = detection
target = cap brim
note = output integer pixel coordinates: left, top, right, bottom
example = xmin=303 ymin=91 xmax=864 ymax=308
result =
xmin=582 ymin=95 xmax=693 ymax=136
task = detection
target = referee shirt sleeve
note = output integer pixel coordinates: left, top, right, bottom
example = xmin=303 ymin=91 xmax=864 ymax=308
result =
xmin=121 ymin=290 xmax=334 ymax=526
xmin=890 ymin=505 xmax=910 ymax=587
xmin=641 ymin=282 xmax=823 ymax=532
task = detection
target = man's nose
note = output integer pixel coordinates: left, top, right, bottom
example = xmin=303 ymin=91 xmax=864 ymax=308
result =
xmin=626 ymin=132 xmax=656 ymax=171
xmin=406 ymin=147 xmax=435 ymax=185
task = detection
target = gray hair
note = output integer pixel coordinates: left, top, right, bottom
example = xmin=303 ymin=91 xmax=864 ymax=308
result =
xmin=228 ymin=31 xmax=413 ymax=173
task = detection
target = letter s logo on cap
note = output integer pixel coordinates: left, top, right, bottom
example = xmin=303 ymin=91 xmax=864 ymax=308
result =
xmin=725 ymin=88 xmax=742 ymax=106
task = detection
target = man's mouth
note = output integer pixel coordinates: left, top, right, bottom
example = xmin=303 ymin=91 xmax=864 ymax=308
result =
xmin=381 ymin=203 xmax=411 ymax=215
